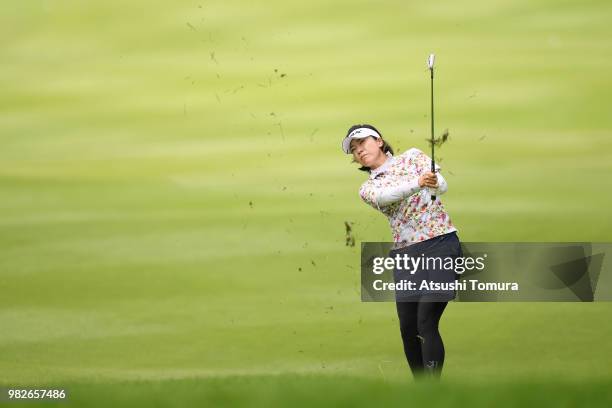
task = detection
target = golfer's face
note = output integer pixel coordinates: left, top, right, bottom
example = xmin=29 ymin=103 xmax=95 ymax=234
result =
xmin=350 ymin=136 xmax=382 ymax=166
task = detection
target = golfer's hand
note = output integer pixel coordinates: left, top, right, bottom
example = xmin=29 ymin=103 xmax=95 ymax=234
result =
xmin=418 ymin=172 xmax=438 ymax=188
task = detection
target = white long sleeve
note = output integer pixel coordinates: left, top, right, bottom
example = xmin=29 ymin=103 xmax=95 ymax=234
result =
xmin=434 ymin=171 xmax=448 ymax=195
xmin=360 ymin=178 xmax=421 ymax=210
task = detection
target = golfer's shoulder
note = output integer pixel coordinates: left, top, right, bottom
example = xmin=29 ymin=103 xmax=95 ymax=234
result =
xmin=358 ymin=175 xmax=381 ymax=197
xmin=397 ymin=147 xmax=425 ymax=161
xmin=359 ymin=178 xmax=373 ymax=192
xmin=406 ymin=147 xmax=424 ymax=156
xmin=358 ymin=179 xmax=373 ymax=203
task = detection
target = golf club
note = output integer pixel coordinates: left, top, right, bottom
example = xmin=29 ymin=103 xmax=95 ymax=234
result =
xmin=428 ymin=53 xmax=436 ymax=201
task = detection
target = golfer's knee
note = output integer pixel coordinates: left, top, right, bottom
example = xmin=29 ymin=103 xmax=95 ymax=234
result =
xmin=399 ymin=322 xmax=418 ymax=338
xmin=417 ymin=318 xmax=438 ymax=338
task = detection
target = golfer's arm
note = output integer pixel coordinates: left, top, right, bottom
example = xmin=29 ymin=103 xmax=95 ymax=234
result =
xmin=414 ymin=148 xmax=448 ymax=195
xmin=434 ymin=172 xmax=448 ymax=195
xmin=360 ymin=179 xmax=421 ymax=209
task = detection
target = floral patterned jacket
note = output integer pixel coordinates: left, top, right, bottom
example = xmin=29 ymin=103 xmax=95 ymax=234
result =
xmin=359 ymin=148 xmax=457 ymax=249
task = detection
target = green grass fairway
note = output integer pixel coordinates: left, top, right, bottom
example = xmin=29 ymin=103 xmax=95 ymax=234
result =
xmin=1 ymin=0 xmax=612 ymax=406
xmin=8 ymin=376 xmax=612 ymax=408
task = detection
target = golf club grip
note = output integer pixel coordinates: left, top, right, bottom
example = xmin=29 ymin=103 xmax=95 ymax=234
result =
xmin=431 ymin=162 xmax=436 ymax=201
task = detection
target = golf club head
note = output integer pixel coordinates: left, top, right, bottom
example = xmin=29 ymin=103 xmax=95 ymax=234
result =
xmin=428 ymin=54 xmax=435 ymax=70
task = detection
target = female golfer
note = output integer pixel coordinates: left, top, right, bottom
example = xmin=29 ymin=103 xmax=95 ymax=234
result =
xmin=342 ymin=124 xmax=463 ymax=380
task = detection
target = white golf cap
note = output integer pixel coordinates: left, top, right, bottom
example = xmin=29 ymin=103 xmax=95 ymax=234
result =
xmin=342 ymin=127 xmax=382 ymax=154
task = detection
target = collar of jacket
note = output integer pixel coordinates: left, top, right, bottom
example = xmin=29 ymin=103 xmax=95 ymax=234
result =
xmin=369 ymin=152 xmax=394 ymax=179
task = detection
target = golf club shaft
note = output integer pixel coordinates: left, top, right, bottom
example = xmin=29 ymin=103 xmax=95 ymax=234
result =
xmin=429 ymin=57 xmax=436 ymax=201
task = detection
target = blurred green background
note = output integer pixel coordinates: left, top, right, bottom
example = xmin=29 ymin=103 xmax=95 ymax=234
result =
xmin=1 ymin=0 xmax=611 ymax=406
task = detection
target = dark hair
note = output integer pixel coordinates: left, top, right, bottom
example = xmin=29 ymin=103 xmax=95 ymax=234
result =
xmin=346 ymin=124 xmax=394 ymax=173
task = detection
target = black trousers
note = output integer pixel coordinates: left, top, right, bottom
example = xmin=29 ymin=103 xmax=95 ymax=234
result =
xmin=390 ymin=232 xmax=462 ymax=379
xmin=396 ymin=298 xmax=447 ymax=379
